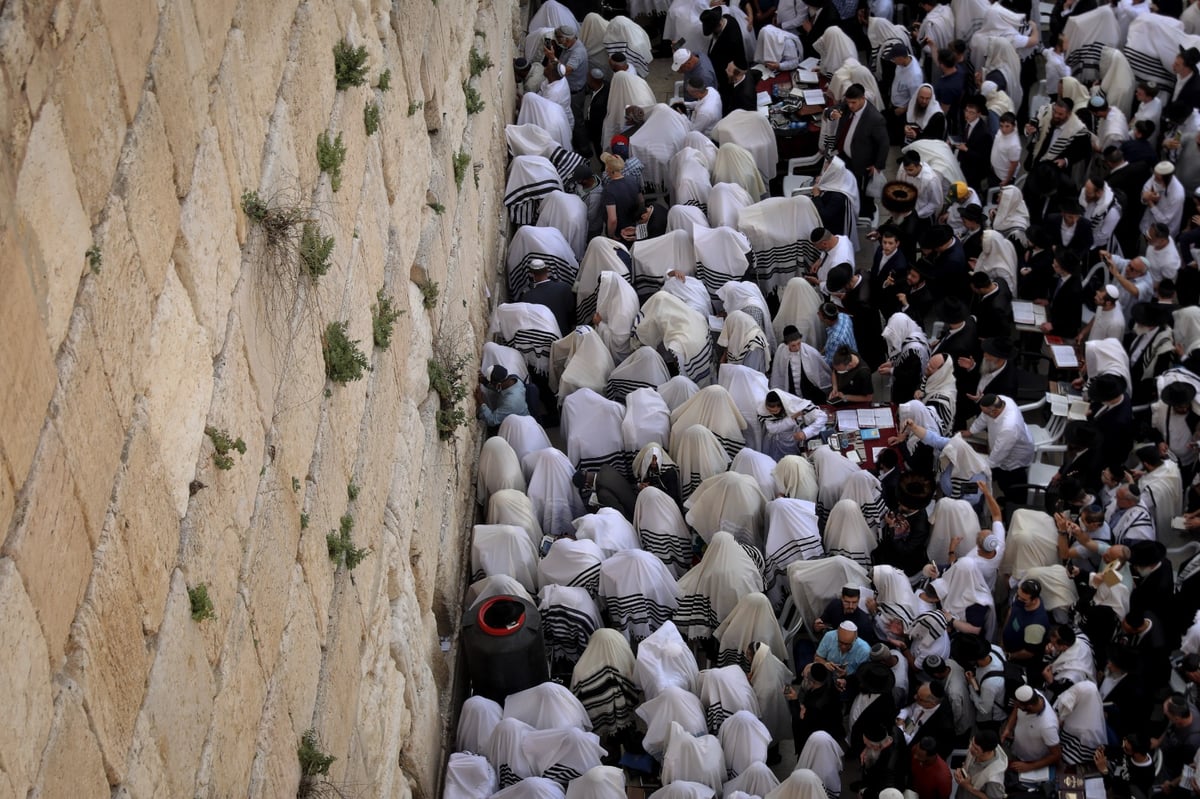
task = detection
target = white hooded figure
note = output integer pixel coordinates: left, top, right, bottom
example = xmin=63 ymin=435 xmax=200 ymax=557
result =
xmin=675 ymin=531 xmax=764 ymax=641
xmin=635 ymin=621 xmax=700 ymax=699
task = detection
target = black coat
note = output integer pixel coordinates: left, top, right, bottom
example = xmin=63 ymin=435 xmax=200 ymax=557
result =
xmin=1107 ymin=160 xmax=1153 ymax=256
xmin=859 ymin=728 xmax=911 ymax=798
xmin=902 ymin=282 xmax=936 ymax=329
xmin=842 ymin=276 xmax=886 ymax=369
xmin=722 ymin=73 xmax=759 ymax=115
xmin=1090 ymin=394 xmax=1134 ymax=468
xmin=870 ymin=249 xmax=908 ymax=317
xmin=522 ymin=279 xmax=577 ymax=336
xmin=1047 ymin=274 xmax=1084 ymax=337
xmin=708 ymin=15 xmax=749 ymax=88
xmin=1046 ymin=214 xmax=1094 ymax=262
xmin=931 ymin=319 xmax=981 ymax=387
xmin=971 ymin=280 xmax=1016 ymax=341
xmin=958 ymin=118 xmax=994 ymax=191
xmin=961 ymin=228 xmax=984 ymax=263
xmin=927 ymin=240 xmax=970 ymax=301
xmin=799 ymin=3 xmax=839 ymax=57
xmin=835 ymin=103 xmax=891 ymax=178
xmin=1175 ymin=72 xmax=1200 ymax=113
xmin=585 ymin=82 xmax=611 ymax=158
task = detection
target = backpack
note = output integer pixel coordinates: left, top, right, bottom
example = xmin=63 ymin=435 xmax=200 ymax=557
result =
xmin=980 ymin=654 xmax=1029 ymax=713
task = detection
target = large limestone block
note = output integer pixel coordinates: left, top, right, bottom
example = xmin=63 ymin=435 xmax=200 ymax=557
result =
xmin=148 ymin=0 xmax=207 ymax=197
xmin=0 ymin=231 xmax=56 ymax=493
xmin=144 ymin=267 xmax=213 ymax=517
xmin=129 ymin=570 xmax=216 ymax=797
xmin=20 ymin=1 xmax=78 ymax=114
xmin=3 ymin=428 xmax=94 ymax=667
xmin=174 ymin=126 xmax=244 ymax=358
xmin=244 ymin=488 xmax=303 ymax=677
xmin=0 ymin=557 xmax=53 ymax=799
xmin=310 ymin=580 xmax=367 ymax=784
xmin=34 ymin=680 xmax=111 ymax=798
xmin=54 ymin=3 xmax=127 ymax=220
xmin=15 ymin=100 xmax=93 ymax=353
xmin=346 ymin=598 xmax=409 ymax=792
xmin=190 ymin=0 xmax=237 ymax=78
xmin=96 ymin=0 xmax=157 ymax=121
xmin=280 ymin=0 xmax=342 ymax=191
xmin=118 ymin=92 xmax=181 ymax=297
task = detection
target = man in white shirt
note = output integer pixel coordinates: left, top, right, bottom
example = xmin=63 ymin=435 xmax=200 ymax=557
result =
xmin=1144 ymin=222 xmax=1183 ymax=284
xmin=1141 ymin=161 xmax=1186 ymax=238
xmin=1077 ymin=284 xmax=1126 ymax=344
xmin=887 ymin=42 xmax=924 ymax=134
xmin=964 ymin=394 xmax=1035 ymax=498
xmin=898 ymin=150 xmax=944 ymax=223
xmin=1102 ymin=250 xmax=1153 ymax=312
xmin=1003 ymin=686 xmax=1063 ymax=778
xmin=807 ymin=226 xmax=855 ymax=283
xmin=682 ymin=76 xmax=722 ymax=136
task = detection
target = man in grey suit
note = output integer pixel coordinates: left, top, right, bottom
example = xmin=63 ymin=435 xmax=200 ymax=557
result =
xmin=829 ymin=83 xmax=890 ymax=216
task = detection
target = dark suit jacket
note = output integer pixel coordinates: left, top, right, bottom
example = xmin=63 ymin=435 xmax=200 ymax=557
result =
xmin=977 ymin=359 xmax=1018 ymax=399
xmin=842 ymin=275 xmax=886 ymax=368
xmin=909 ymin=702 xmax=958 ymax=758
xmin=961 ymin=229 xmax=983 ymax=262
xmin=1047 ymin=274 xmax=1084 ymax=337
xmin=1054 ymin=445 xmax=1105 ymax=494
xmin=1090 ymin=394 xmax=1134 ymax=468
xmin=932 ymin=319 xmax=980 ymax=389
xmin=860 ymin=728 xmax=911 ymax=798
xmin=723 ymin=73 xmax=759 ymax=115
xmin=871 ymin=249 xmax=908 ymax=317
xmin=585 ymin=82 xmax=611 ymax=157
xmin=1046 ymin=214 xmax=1094 ymax=261
xmin=522 ymin=280 xmax=576 ymax=336
xmin=799 ymin=3 xmax=839 ymax=57
xmin=1175 ymin=72 xmax=1200 ymax=113
xmin=836 ymin=103 xmax=890 ymax=178
xmin=708 ymin=15 xmax=749 ymax=88
xmin=902 ymin=282 xmax=936 ymax=329
xmin=928 ymin=240 xmax=970 ymax=301
xmin=958 ymin=118 xmax=994 ymax=191
xmin=879 ymin=213 xmax=924 ymax=265
xmin=971 ymin=281 xmax=1016 ymax=341
xmin=1107 ymin=160 xmax=1153 ymax=255
xmin=1120 ymin=137 xmax=1156 ymax=166
xmin=592 ymin=464 xmax=638 ymax=520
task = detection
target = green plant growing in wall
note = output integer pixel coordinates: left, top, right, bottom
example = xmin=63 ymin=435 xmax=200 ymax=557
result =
xmin=469 ymin=47 xmax=493 ymax=77
xmin=452 ymin=151 xmax=471 ymax=190
xmin=292 ymin=476 xmax=301 ymax=492
xmin=327 ymin=513 xmax=370 ymax=570
xmin=376 ymin=69 xmax=391 ymax=91
xmin=317 ymin=131 xmax=347 ymax=192
xmin=407 ymin=100 xmax=423 ymax=116
xmin=240 ymin=190 xmax=307 ymax=249
xmin=86 ymin=245 xmax=102 ymax=274
xmin=363 ymin=100 xmax=380 ymax=135
xmin=322 ymin=321 xmax=370 ymax=384
xmin=188 ymin=584 xmax=216 ymax=622
xmin=463 ymin=80 xmax=485 ymax=115
xmin=333 ymin=40 xmax=368 ymax=90
xmin=297 ymin=728 xmax=336 ymax=799
xmin=427 ymin=201 xmax=445 ymax=215
xmin=428 ymin=348 xmax=470 ymax=440
xmin=417 ymin=278 xmax=439 ymax=309
xmin=300 ymin=512 xmax=310 ymax=530
xmin=299 ymin=221 xmax=334 ymax=280
xmin=372 ymin=289 xmax=404 ymax=349
xmin=205 ymin=426 xmax=246 ymax=470
xmin=347 ymin=480 xmax=360 ymax=501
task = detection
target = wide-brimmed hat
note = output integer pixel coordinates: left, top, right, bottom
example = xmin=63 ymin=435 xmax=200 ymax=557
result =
xmin=881 ymin=181 xmax=918 ymax=213
xmin=981 ymin=337 xmax=1013 ymax=358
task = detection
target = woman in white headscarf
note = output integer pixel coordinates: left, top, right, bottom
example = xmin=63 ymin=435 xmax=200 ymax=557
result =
xmin=540 ymin=584 xmax=603 ymax=667
xmin=539 ymin=537 xmax=604 ymax=596
xmin=773 ymin=454 xmax=819 ymax=501
xmin=488 ymin=488 xmax=544 ymax=549
xmin=920 ymin=355 xmax=958 ymax=435
xmin=812 ymin=446 xmax=861 ymax=523
xmin=991 ymin=185 xmax=1030 ymax=243
xmin=571 ymin=628 xmax=641 ymax=746
xmin=718 ymin=310 xmax=772 ymax=373
xmin=599 ymin=548 xmax=681 ymax=644
xmin=637 ymin=687 xmax=708 ymax=758
xmin=674 ymin=424 xmax=733 ymax=500
xmin=881 ymin=312 xmax=930 ymax=405
xmin=526 ymin=448 xmax=587 ymax=537
xmin=675 ymin=531 xmax=764 ymax=641
xmin=458 ymin=695 xmax=504 ymax=754
xmin=635 ymin=485 xmax=692 ymax=578
xmin=718 ymin=710 xmax=772 ymax=778
xmin=763 ymin=769 xmax=828 ymax=799
xmin=823 ymin=498 xmax=876 ymax=568
xmin=685 ymin=471 xmax=769 ymax=547
xmin=478 ymin=436 xmax=527 ymax=506
xmin=635 ymin=620 xmax=700 ymax=699
xmin=974 ymin=230 xmax=1019 ymax=292
xmin=795 ymin=732 xmax=845 ymax=798
xmin=764 ymin=497 xmax=824 ymax=605
xmin=814 ymin=156 xmax=862 ymax=245
xmin=930 ymin=557 xmax=996 ymax=638
xmin=713 ymin=592 xmax=789 ymax=668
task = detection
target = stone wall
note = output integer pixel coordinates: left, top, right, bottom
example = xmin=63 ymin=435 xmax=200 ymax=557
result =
xmin=0 ymin=0 xmax=516 ymax=796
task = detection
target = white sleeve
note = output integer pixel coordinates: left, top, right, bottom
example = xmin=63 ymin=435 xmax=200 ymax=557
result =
xmin=801 ymin=407 xmax=829 ymax=439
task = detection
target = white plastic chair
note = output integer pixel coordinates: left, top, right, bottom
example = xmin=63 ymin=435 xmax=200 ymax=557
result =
xmin=782 ymin=154 xmax=824 ymax=198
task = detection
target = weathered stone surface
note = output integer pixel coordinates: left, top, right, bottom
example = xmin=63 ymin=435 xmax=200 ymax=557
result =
xmin=34 ymin=680 xmax=112 ymax=798
xmin=148 ymin=0 xmax=207 ymax=197
xmin=96 ymin=0 xmax=158 ymax=121
xmin=0 ymin=557 xmax=53 ymax=799
xmin=117 ymin=92 xmax=181 ymax=298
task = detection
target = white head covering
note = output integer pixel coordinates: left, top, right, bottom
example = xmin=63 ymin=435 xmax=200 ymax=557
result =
xmin=737 ymin=197 xmax=824 ymax=297
xmin=555 ymin=326 xmax=616 ymax=401
xmin=445 ymin=752 xmax=497 ymax=799
xmin=901 ymin=140 xmax=965 ymax=185
xmin=598 ymin=548 xmax=681 ymax=643
xmin=648 ymin=783 xmax=715 ymax=799
xmin=698 ymin=665 xmax=760 ymax=732
xmin=1001 ymin=509 xmax=1060 ymax=575
xmin=603 ymin=70 xmax=656 ymax=146
xmin=505 ymin=155 xmax=565 ymax=224
xmin=981 ymin=79 xmax=1016 ymax=115
xmin=540 ymin=584 xmax=603 ymax=664
xmin=658 ymin=374 xmax=701 ymax=411
xmin=565 ymin=767 xmax=626 ymax=799
xmin=882 ymin=312 xmax=931 ymax=370
xmin=713 ymin=591 xmax=788 ymax=666
xmin=930 ymin=497 xmax=983 ymax=564
xmin=570 ymin=629 xmax=640 ymax=738
xmin=811 ymin=446 xmax=861 ymax=518
xmin=772 ymin=276 xmax=826 ymax=347
xmin=518 ymin=90 xmax=574 ymax=150
xmin=488 ymin=717 xmax=538 ymax=786
xmin=526 ymin=448 xmax=588 ymax=536
xmin=493 ymin=778 xmax=568 ymax=799
xmin=635 ymin=620 xmax=699 ymax=699
xmin=471 ymin=524 xmax=539 ymax=593
xmin=772 ymin=455 xmax=819 ymax=501
xmin=579 ymin=13 xmax=611 ymax=73
xmin=786 ymin=556 xmax=871 ymax=629
xmin=930 ymin=558 xmax=995 ymax=637
xmin=721 ymin=365 xmax=770 ymax=452
xmin=466 ymin=575 xmax=535 ymax=609
xmin=763 ymin=768 xmax=828 ymax=799
xmin=906 ymin=82 xmax=941 ymax=130
xmin=631 ymin=103 xmax=691 ymax=189
xmin=976 ymin=230 xmax=1019 ymax=291
xmin=635 ymin=291 xmax=715 ymax=387
xmin=488 ymin=489 xmax=544 ymax=550
xmin=923 ymin=355 xmax=958 ymax=433
xmin=829 ymin=57 xmax=884 ymax=109
xmin=898 ymin=399 xmax=941 ymax=454
xmin=537 ymin=189 xmax=589 ymax=261
xmin=611 ymin=349 xmax=672 ymax=411
xmin=717 ymin=710 xmax=771 ymax=777
xmin=634 ymin=485 xmax=691 ymax=577
xmin=815 ymin=27 xmax=859 ymax=78
xmin=795 ymin=732 xmax=845 ymax=797
xmin=940 ymin=434 xmax=993 ymax=492
xmin=668 ymin=204 xmax=712 ymax=236
xmin=717 ymin=309 xmax=772 ymax=371
xmin=574 ymin=507 xmax=640 ymax=557
xmin=992 ymin=185 xmax=1030 ymax=234
xmin=602 ymin=15 xmax=654 ymax=76
xmin=482 ymin=341 xmax=532 ymax=383
xmin=504 ymin=682 xmax=592 ymax=730
xmin=561 ymin=388 xmax=626 ymax=472
xmin=1022 ymin=564 xmax=1079 ymax=611
xmin=522 ymin=726 xmax=605 ymax=785
xmin=594 ymin=271 xmax=641 ymax=364
xmin=575 ymin=236 xmax=631 ymax=324
xmin=637 ymin=684 xmax=708 ymax=756
xmin=713 ymin=143 xmax=767 ymax=202
xmin=841 ymin=469 xmax=888 ymax=533
xmin=478 ymin=436 xmax=527 ymax=505
xmin=723 ymin=762 xmax=780 ymax=799
xmin=1084 ymin=339 xmax=1132 ymax=393
xmin=661 ymin=722 xmax=725 ymax=791
xmin=674 ymin=425 xmax=731 ymax=501
xmin=685 ymin=471 xmax=769 ymax=547
xmin=622 ymin=386 xmax=672 ymax=454
xmin=823 ymin=498 xmax=876 ymax=568
xmin=764 ymin=498 xmax=824 ymax=605
xmin=817 ymin=155 xmax=862 ymax=225
xmin=489 ymin=302 xmax=562 ymax=377
xmin=670 ymin=147 xmax=715 ymax=212
xmin=709 ymin=182 xmax=756 ymax=229
xmin=457 ymin=695 xmax=503 ymax=754
xmin=711 ymin=112 xmax=779 ymax=185
xmin=872 ymin=563 xmax=921 ymax=627
xmin=671 ymin=385 xmax=748 ymax=459
xmin=675 ymin=531 xmax=764 ymax=639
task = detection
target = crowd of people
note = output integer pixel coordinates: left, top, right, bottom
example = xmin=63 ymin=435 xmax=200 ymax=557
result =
xmin=447 ymin=0 xmax=1200 ymax=797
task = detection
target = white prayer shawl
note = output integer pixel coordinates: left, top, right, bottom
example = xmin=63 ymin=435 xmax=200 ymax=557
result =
xmin=711 ymin=112 xmax=780 ymax=186
xmin=635 ymin=485 xmax=692 ymax=577
xmin=523 ymin=727 xmax=605 ymax=786
xmin=600 ymin=547 xmax=682 ymax=643
xmin=662 ymin=722 xmax=726 ymax=791
xmin=873 ymin=563 xmax=922 ymax=627
xmin=633 ymin=441 xmax=680 ymax=485
xmin=675 ymin=424 xmax=732 ymax=500
xmin=538 ymin=191 xmax=589 ymax=261
xmin=732 ymin=446 xmax=781 ymax=499
xmin=979 ymin=36 xmax=1025 ymax=111
xmin=664 ymin=0 xmax=710 ymax=55
xmin=907 ymin=82 xmax=943 ymax=131
xmin=1141 ymin=460 xmax=1183 ymax=538
xmin=749 ymin=640 xmax=795 ymax=738
xmin=1184 ymin=610 xmax=1200 ymax=654
xmin=931 ymin=558 xmax=996 ymax=638
xmin=631 ymin=103 xmax=692 ymax=191
xmin=525 ymin=447 xmax=586 ymax=535
xmin=575 ymin=236 xmax=631 ymax=323
xmin=698 ymin=665 xmax=761 ymax=734
xmin=478 ymin=437 xmax=527 ymax=506
xmin=632 ymin=229 xmax=698 ymax=299
xmin=649 ymin=783 xmax=715 ymax=799
xmin=714 ymin=591 xmax=789 ymax=667
xmin=898 ymin=400 xmax=940 ymax=457
xmin=755 ymin=24 xmax=803 ymax=64
xmin=883 ymin=312 xmax=931 ymax=372
xmin=1029 ymin=95 xmax=1090 ymax=165
xmin=718 ymin=310 xmax=772 ymax=372
xmin=919 ymin=4 xmax=957 ymax=56
xmin=1100 ymin=46 xmax=1135 ymax=117
xmin=764 ymin=769 xmax=828 ymax=799
xmin=772 ymin=277 xmax=826 ymax=350
xmin=540 ymin=537 xmax=605 ymax=595
xmin=867 ymin=17 xmax=911 ymax=77
xmin=786 ymin=556 xmax=871 ymax=628
xmin=713 ymin=144 xmax=768 ymax=202
xmin=505 ymin=682 xmax=593 ymax=731
xmin=530 ymin=0 xmax=580 ymax=37
xmin=490 ymin=302 xmax=562 ymax=377
xmin=812 ymin=445 xmax=863 ymax=520
xmin=772 ymin=455 xmax=819 ymax=501
xmin=539 ymin=584 xmax=603 ymax=664
xmin=1020 ymin=569 xmax=1075 ymax=611
xmin=635 ymin=621 xmax=701 ymax=700
xmin=488 ymin=489 xmax=544 ymax=550
xmin=1124 ymin=14 xmax=1200 ymax=96
xmin=976 ymin=2 xmax=1033 ymax=54
xmin=508 ymin=224 xmax=580 ymax=301
xmin=562 ymin=388 xmax=627 ymax=474
xmin=1054 ymin=681 xmax=1107 ymax=764
xmin=719 ymin=282 xmax=777 ymax=351
xmin=668 ymin=204 xmax=712 ymax=235
xmin=662 ymin=274 xmax=715 ymax=319
xmin=992 ymin=185 xmax=1031 ymax=236
xmin=471 ymin=524 xmax=539 ymax=593
xmin=683 ymin=130 xmax=719 ymax=168
xmin=507 ymin=152 xmax=566 ymax=224
xmin=814 ymin=26 xmax=858 ymax=79
xmin=949 ymin=0 xmax=988 ymax=42
xmin=1084 ymin=338 xmax=1132 ymax=392
xmin=580 ymin=14 xmax=612 ymax=75
xmin=595 ymin=272 xmax=641 ymax=366
xmin=575 ymin=507 xmax=641 ymax=557
xmin=483 ymin=341 xmax=532 ymax=384
xmin=540 ymin=76 xmax=576 ymax=130
xmin=565 ymin=767 xmax=627 ymax=799
xmin=1176 ymin=306 xmax=1200 ymax=354
xmin=718 ymin=711 xmax=771 ymax=778
xmin=488 ymin=718 xmax=539 ymax=787
xmin=1046 ymin=637 xmax=1095 ymax=685
xmin=902 ymin=139 xmax=966 ymax=186
xmin=525 ymin=25 xmax=557 ymax=66
xmin=658 ymin=374 xmax=701 ymax=410
xmin=571 ymin=630 xmax=640 ymax=739
xmin=824 ymin=498 xmax=877 ymax=569
xmin=604 ymin=71 xmax=657 ymax=147
xmin=931 ymin=497 xmax=985 ymax=565
xmin=446 ymin=753 xmax=497 ymax=799
xmin=740 ymin=204 xmax=823 ymax=294
xmin=493 ymin=777 xmax=567 ymax=799
xmin=676 ymin=531 xmax=765 ymax=639
xmin=466 ymin=575 xmax=536 ymax=609
xmin=795 ymin=733 xmax=844 ymax=797
xmin=828 ymin=58 xmax=884 ymax=110
xmin=769 ymin=342 xmax=832 ymax=399
xmin=671 ymin=147 xmax=716 ymax=215
xmin=621 ymin=387 xmax=672 ymax=453
xmin=722 ymin=367 xmax=769 ymax=453
xmin=685 ymin=471 xmax=769 ymax=547
xmin=841 ymin=470 xmax=888 ymax=535
xmin=695 ymin=226 xmax=754 ymax=306
xmin=506 ymin=123 xmax=563 ymax=159
xmin=556 ymin=327 xmax=617 ymax=401
xmin=1001 ymin=509 xmax=1061 ymax=576
xmin=709 ymin=182 xmax=756 ymax=229
xmin=984 ymin=83 xmax=1016 ymax=117
xmin=602 ymin=16 xmax=654 ymax=77
xmin=818 ymin=155 xmax=862 ymax=230
xmin=923 ymin=356 xmax=958 ymax=435
xmin=671 ymin=384 xmax=749 ymax=459
xmin=458 ymin=695 xmax=504 ymax=754
xmin=724 ymin=762 xmax=781 ymax=799
xmin=976 ymin=230 xmax=1019 ymax=292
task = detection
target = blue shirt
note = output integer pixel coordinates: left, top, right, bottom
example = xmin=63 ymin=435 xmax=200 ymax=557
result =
xmin=823 ymin=313 xmax=858 ymax=365
xmin=815 ymin=629 xmax=871 ymax=674
xmin=479 ymin=382 xmax=529 ymax=426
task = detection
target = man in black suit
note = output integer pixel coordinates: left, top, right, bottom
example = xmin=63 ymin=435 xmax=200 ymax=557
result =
xmin=521 ymin=259 xmax=576 ymax=335
xmin=1103 ymin=146 xmax=1153 ymax=258
xmin=897 ymin=264 xmax=936 ymax=328
xmin=1046 ymin=197 xmax=1094 ymax=262
xmin=958 ymin=204 xmax=985 ymax=262
xmin=1038 ymin=248 xmax=1085 ymax=338
xmin=930 ymin=298 xmax=979 ymax=371
xmin=972 ymin=336 xmax=1018 ymax=403
xmin=583 ymin=69 xmax=610 ymax=159
xmin=871 ymin=224 xmax=908 ymax=317
xmin=1173 ymin=46 xmax=1200 ymax=112
xmin=723 ymin=63 xmax=759 ymax=114
xmin=1089 ymin=373 xmax=1135 ymax=468
xmin=899 ymin=681 xmax=958 ymax=758
xmin=956 ymin=95 xmax=994 ymax=193
xmin=855 ymin=723 xmax=911 ymax=797
xmin=832 ymin=84 xmax=890 ymax=216
xmin=969 ymin=271 xmax=1016 ymax=341
xmin=918 ymin=224 xmax=970 ymax=301
xmin=701 ymin=7 xmax=749 ymax=92
xmin=798 ymin=0 xmax=839 ymax=57
xmin=1018 ymin=225 xmax=1058 ymax=301
xmin=878 ymin=182 xmax=924 ymax=265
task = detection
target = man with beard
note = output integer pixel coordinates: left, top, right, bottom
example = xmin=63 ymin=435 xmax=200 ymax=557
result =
xmin=785 ymin=661 xmax=845 ymax=751
xmin=1127 ymin=305 xmax=1176 ymax=405
xmin=700 ymin=7 xmax=749 ymax=92
xmin=826 ymin=263 xmax=885 ymax=369
xmin=855 ymin=723 xmax=911 ymax=797
xmin=895 ymin=263 xmax=936 ymax=329
xmin=874 ymin=478 xmax=933 ymax=578
xmin=904 ymin=84 xmax=946 ymax=144
xmin=1024 ymin=98 xmax=1092 ymax=214
xmin=918 ymin=224 xmax=969 ymax=302
xmin=1081 ymin=176 xmax=1122 ymax=258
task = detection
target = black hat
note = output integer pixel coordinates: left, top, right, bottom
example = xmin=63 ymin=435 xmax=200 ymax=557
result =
xmin=572 ymin=468 xmax=589 ymax=489
xmin=809 ymin=662 xmax=830 ymax=682
xmin=1129 ymin=539 xmax=1165 ymax=567
xmin=700 ymin=7 xmax=723 ymax=31
xmin=856 ymin=661 xmax=895 ymax=694
xmin=514 ymin=57 xmax=530 ymax=72
xmin=1054 ymin=248 xmax=1082 ymax=274
xmin=1181 ymin=46 xmax=1200 ymax=68
xmin=1059 ymin=197 xmax=1083 ymax=215
xmin=1162 ymin=381 xmax=1198 ymax=406
xmin=920 ymin=225 xmax=954 ymax=249
xmin=862 ymin=722 xmax=891 ymax=743
xmin=1131 ymin=302 xmax=1165 ymax=327
xmin=942 ymin=297 xmax=967 ymax=324
xmin=1027 ymin=226 xmax=1053 ymax=250
xmin=1089 ymin=373 xmax=1126 ymax=402
xmin=959 ymin=203 xmax=984 ymax=223
xmin=897 ymin=473 xmax=933 ymax=508
xmin=489 ymin=365 xmax=510 ymax=384
xmin=981 ymin=337 xmax=1013 ymax=358
xmin=609 ymin=51 xmax=627 ymax=63
xmin=783 ymin=324 xmax=802 ymax=343
xmin=969 ymin=270 xmax=993 ymax=289
xmin=881 ymin=181 xmax=918 ymax=213
xmin=826 ymin=263 xmax=854 ymax=292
